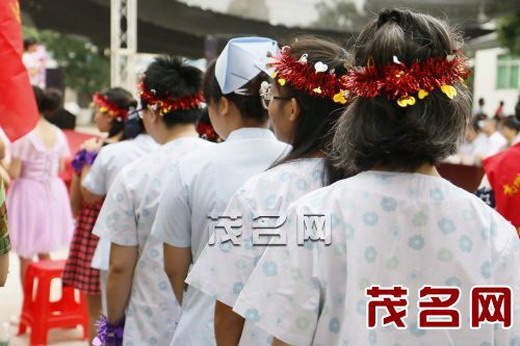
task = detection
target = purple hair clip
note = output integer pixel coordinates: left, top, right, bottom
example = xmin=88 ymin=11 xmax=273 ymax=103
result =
xmin=92 ymin=315 xmax=125 ymax=346
xmin=71 ymin=149 xmax=98 ymax=174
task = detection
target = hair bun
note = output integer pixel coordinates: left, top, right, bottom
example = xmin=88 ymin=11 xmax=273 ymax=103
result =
xmin=377 ymin=9 xmax=401 ymax=27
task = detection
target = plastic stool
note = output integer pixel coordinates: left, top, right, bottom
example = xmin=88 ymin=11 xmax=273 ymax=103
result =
xmin=17 ymin=259 xmax=89 ymax=345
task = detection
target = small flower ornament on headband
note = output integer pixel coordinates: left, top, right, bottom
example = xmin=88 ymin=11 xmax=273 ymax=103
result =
xmin=93 ymin=93 xmax=130 ymax=122
xmin=138 ymin=80 xmax=204 ymax=116
xmin=342 ymin=52 xmax=471 ymax=107
xmin=269 ymin=46 xmax=349 ymax=104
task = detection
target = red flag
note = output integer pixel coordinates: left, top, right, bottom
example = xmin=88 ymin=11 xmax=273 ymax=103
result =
xmin=0 ymin=0 xmax=39 ymax=142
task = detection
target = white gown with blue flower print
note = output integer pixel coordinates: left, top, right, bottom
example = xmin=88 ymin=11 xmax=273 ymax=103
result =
xmin=235 ymin=171 xmax=520 ymax=346
xmin=93 ymin=137 xmax=213 ymax=346
xmin=187 ymin=158 xmax=325 ymax=346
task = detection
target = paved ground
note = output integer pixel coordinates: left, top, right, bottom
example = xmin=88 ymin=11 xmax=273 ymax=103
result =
xmin=0 ymin=250 xmax=87 ymax=346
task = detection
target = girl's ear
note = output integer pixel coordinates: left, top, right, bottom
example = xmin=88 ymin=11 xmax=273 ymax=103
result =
xmin=150 ymin=109 xmax=161 ymax=123
xmin=218 ymin=96 xmax=230 ymax=117
xmin=289 ymin=98 xmax=301 ymax=123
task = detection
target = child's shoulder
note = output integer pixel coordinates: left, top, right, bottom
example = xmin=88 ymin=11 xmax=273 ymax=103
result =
xmin=51 ymin=125 xmax=68 ymax=140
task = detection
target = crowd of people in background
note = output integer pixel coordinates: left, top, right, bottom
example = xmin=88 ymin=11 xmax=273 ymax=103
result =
xmin=0 ymin=7 xmax=518 ymax=346
xmin=456 ymin=96 xmax=520 ymax=164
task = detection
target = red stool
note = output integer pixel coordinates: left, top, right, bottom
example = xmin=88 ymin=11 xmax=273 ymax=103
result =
xmin=18 ymin=259 xmax=89 ymax=345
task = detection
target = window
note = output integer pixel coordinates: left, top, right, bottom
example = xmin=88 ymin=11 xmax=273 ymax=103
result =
xmin=496 ymin=54 xmax=520 ymax=89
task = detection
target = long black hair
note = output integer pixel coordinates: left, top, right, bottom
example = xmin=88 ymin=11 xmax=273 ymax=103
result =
xmin=270 ymin=36 xmax=353 ymax=185
xmin=97 ymin=87 xmax=140 ymax=139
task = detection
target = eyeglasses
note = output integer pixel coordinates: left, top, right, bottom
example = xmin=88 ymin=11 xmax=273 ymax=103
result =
xmin=128 ymin=106 xmax=145 ymax=120
xmin=259 ymin=81 xmax=293 ymax=110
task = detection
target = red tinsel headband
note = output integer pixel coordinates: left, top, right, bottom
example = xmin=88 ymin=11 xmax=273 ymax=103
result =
xmin=138 ymin=81 xmax=204 ymax=116
xmin=342 ymin=54 xmax=471 ymax=107
xmin=92 ymin=93 xmax=129 ymax=121
xmin=269 ymin=46 xmax=349 ymax=104
xmin=196 ymin=121 xmax=221 ymax=143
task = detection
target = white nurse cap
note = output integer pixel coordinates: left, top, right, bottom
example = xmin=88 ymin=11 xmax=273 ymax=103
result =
xmin=215 ymin=37 xmax=279 ymax=95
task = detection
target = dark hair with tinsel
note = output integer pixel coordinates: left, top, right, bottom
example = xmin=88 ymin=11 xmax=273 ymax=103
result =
xmin=97 ymin=87 xmax=140 ymax=139
xmin=332 ymin=9 xmax=471 ymax=173
xmin=270 ymin=36 xmax=353 ymax=185
xmin=196 ymin=107 xmax=222 ymax=143
xmin=141 ymin=56 xmax=204 ymax=127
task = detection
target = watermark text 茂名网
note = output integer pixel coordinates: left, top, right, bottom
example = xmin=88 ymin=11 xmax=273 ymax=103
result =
xmin=207 ymin=212 xmax=331 ymax=246
xmin=366 ymin=285 xmax=512 ymax=329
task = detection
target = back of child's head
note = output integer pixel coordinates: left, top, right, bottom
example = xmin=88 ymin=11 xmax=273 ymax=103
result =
xmin=24 ymin=38 xmax=37 ymax=51
xmin=203 ymin=60 xmax=268 ymax=123
xmin=140 ymin=56 xmax=204 ymax=127
xmin=333 ymin=9 xmax=471 ymax=173
xmin=102 ymin=87 xmax=137 ymax=111
xmin=33 ymin=86 xmax=62 ymax=115
xmin=96 ymin=87 xmax=139 ymax=139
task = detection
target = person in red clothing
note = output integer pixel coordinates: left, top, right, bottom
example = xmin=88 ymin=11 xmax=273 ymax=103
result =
xmin=493 ymin=100 xmax=505 ymax=120
xmin=479 ymin=141 xmax=520 ymax=236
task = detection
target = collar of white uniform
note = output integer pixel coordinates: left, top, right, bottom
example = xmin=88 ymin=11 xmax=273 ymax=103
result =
xmin=163 ymin=136 xmax=200 ymax=148
xmin=134 ymin=133 xmax=152 ymax=142
xmin=225 ymin=127 xmax=276 ymax=142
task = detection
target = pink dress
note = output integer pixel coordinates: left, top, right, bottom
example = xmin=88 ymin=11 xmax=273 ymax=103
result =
xmin=7 ymin=126 xmax=74 ymax=258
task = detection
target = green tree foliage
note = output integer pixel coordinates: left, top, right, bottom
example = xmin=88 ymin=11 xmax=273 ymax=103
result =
xmin=23 ymin=26 xmax=110 ymax=96
xmin=313 ymin=0 xmax=366 ymax=31
xmin=497 ymin=11 xmax=520 ymax=55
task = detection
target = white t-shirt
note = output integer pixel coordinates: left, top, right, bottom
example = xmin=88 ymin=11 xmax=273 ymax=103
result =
xmin=83 ymin=134 xmax=158 ymax=196
xmin=488 ymin=132 xmax=507 ymax=155
xmin=187 ymin=158 xmax=325 ymax=346
xmin=151 ymin=127 xmax=289 ymax=346
xmin=85 ymin=134 xmax=159 ymax=271
xmin=235 ymin=171 xmax=520 ymax=346
xmin=93 ymin=137 xmax=213 ymax=345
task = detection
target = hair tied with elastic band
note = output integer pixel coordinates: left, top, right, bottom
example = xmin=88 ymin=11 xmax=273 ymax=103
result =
xmin=377 ymin=9 xmax=401 ymax=27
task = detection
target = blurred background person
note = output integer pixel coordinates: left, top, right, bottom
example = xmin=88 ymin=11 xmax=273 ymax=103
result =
xmin=493 ymin=100 xmax=505 ymax=121
xmin=0 ymin=132 xmax=9 ymax=185
xmin=22 ymin=38 xmax=47 ymax=88
xmin=473 ymin=97 xmax=485 ymax=116
xmin=472 ymin=117 xmax=507 ymax=159
xmin=500 ymin=115 xmax=520 ymax=147
xmin=0 ymin=177 xmax=9 ymax=288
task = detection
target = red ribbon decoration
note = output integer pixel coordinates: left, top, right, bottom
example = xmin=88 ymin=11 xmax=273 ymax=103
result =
xmin=138 ymin=81 xmax=204 ymax=115
xmin=92 ymin=92 xmax=130 ymax=121
xmin=342 ymin=55 xmax=471 ymax=100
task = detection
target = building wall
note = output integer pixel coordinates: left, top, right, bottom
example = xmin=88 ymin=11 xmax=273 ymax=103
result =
xmin=473 ymin=47 xmax=519 ymax=117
